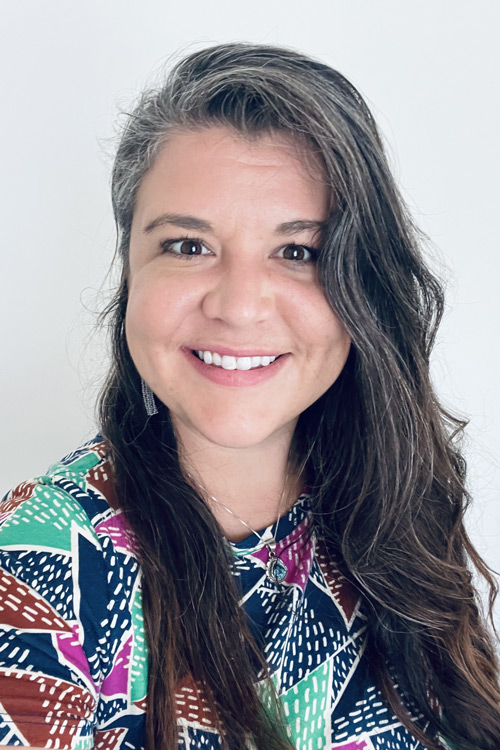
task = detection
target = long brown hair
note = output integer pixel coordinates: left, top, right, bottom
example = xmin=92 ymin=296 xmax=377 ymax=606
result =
xmin=99 ymin=43 xmax=500 ymax=749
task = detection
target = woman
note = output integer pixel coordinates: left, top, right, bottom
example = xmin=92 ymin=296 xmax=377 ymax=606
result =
xmin=0 ymin=43 xmax=498 ymax=750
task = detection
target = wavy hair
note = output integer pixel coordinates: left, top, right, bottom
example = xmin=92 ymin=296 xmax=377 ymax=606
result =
xmin=99 ymin=43 xmax=500 ymax=749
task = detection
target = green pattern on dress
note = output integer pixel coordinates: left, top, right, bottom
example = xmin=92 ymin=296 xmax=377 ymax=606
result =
xmin=0 ymin=482 xmax=97 ymax=552
xmin=130 ymin=577 xmax=148 ymax=703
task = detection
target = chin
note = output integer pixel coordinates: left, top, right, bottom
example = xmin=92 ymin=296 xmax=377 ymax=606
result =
xmin=195 ymin=427 xmax=278 ymax=451
xmin=180 ymin=411 xmax=294 ymax=451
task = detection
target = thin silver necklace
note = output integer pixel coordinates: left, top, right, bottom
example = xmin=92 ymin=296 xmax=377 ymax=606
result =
xmin=207 ymin=494 xmax=289 ymax=584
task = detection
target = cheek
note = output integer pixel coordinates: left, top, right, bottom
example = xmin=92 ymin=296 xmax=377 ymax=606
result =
xmin=125 ymin=291 xmax=160 ymax=347
xmin=314 ymin=322 xmax=351 ymax=393
xmin=327 ymin=317 xmax=351 ymax=365
xmin=125 ymin=273 xmax=190 ymax=343
xmin=293 ymin=289 xmax=350 ymax=354
xmin=322 ymin=326 xmax=351 ymax=376
xmin=306 ymin=306 xmax=351 ymax=380
xmin=329 ymin=317 xmax=351 ymax=350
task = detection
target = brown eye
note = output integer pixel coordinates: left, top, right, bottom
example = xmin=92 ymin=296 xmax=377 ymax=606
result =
xmin=178 ymin=240 xmax=204 ymax=255
xmin=161 ymin=238 xmax=211 ymax=256
xmin=279 ymin=244 xmax=316 ymax=262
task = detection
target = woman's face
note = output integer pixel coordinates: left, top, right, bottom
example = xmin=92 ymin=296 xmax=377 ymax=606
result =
xmin=126 ymin=126 xmax=351 ymax=451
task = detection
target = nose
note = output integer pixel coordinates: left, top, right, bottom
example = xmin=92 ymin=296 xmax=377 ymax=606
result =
xmin=201 ymin=256 xmax=275 ymax=327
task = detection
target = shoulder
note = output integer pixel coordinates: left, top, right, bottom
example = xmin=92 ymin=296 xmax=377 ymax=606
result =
xmin=1 ymin=436 xmax=127 ymax=546
xmin=44 ymin=434 xmax=119 ymax=514
xmin=0 ymin=440 xmax=147 ymax=745
xmin=0 ymin=434 xmax=144 ymax=660
xmin=0 ymin=435 xmax=140 ymax=612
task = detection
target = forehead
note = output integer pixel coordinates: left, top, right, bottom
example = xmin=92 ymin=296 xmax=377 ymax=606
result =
xmin=154 ymin=125 xmax=324 ymax=173
xmin=133 ymin=126 xmax=329 ymax=220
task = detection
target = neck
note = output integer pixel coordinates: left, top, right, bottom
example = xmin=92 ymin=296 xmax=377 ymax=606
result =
xmin=175 ymin=424 xmax=302 ymax=541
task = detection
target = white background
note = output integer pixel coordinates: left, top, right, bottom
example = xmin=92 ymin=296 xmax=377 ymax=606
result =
xmin=1 ymin=1 xmax=499 ymax=622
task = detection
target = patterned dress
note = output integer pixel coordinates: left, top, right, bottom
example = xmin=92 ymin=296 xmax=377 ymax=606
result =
xmin=0 ymin=437 xmax=432 ymax=749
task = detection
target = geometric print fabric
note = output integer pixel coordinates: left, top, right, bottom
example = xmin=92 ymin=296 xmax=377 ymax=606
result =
xmin=0 ymin=437 xmax=432 ymax=749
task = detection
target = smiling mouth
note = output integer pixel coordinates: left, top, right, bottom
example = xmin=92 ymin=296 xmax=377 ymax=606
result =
xmin=193 ymin=350 xmax=282 ymax=370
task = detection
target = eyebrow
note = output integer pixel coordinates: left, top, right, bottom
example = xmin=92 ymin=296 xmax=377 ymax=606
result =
xmin=143 ymin=213 xmax=326 ymax=235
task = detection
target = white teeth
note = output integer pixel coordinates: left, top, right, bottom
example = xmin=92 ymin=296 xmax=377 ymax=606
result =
xmin=237 ymin=357 xmax=252 ymax=371
xmin=196 ymin=350 xmax=279 ymax=370
xmin=221 ymin=355 xmax=236 ymax=370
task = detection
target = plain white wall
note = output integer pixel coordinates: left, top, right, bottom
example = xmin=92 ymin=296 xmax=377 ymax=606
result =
xmin=1 ymin=0 xmax=499 ymax=621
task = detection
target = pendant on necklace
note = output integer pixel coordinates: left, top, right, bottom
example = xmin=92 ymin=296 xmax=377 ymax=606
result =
xmin=266 ymin=547 xmax=288 ymax=584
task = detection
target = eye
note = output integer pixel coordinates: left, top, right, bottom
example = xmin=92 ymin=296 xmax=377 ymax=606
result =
xmin=160 ymin=238 xmax=211 ymax=256
xmin=276 ymin=243 xmax=317 ymax=263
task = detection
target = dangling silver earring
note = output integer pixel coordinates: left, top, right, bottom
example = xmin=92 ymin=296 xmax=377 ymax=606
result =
xmin=141 ymin=378 xmax=158 ymax=416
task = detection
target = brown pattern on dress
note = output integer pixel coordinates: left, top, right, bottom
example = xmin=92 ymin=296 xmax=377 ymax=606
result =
xmin=92 ymin=441 xmax=109 ymax=461
xmin=95 ymin=727 xmax=129 ymax=750
xmin=0 ymin=567 xmax=71 ymax=632
xmin=0 ymin=481 xmax=38 ymax=523
xmin=175 ymin=673 xmax=218 ymax=730
xmin=315 ymin=537 xmax=360 ymax=630
xmin=0 ymin=672 xmax=95 ymax=747
xmin=87 ymin=457 xmax=119 ymax=510
xmin=133 ymin=697 xmax=147 ymax=712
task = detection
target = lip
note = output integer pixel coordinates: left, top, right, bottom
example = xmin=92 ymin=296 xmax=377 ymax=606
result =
xmin=182 ymin=347 xmax=290 ymax=387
